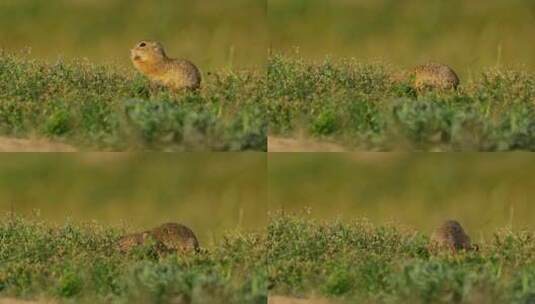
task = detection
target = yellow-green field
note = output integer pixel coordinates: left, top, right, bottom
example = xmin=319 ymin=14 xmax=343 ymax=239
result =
xmin=3 ymin=153 xmax=532 ymax=243
xmin=0 ymin=0 xmax=267 ymax=70
xmin=0 ymin=153 xmax=268 ymax=245
xmin=270 ymin=0 xmax=535 ymax=77
xmin=268 ymin=153 xmax=535 ymax=238
xmin=5 ymin=0 xmax=534 ymax=74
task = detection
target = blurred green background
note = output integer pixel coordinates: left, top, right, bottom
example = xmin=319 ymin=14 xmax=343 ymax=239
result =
xmin=0 ymin=153 xmax=267 ymax=246
xmin=4 ymin=0 xmax=534 ymax=76
xmin=0 ymin=0 xmax=267 ymax=70
xmin=268 ymin=153 xmax=535 ymax=238
xmin=270 ymin=0 xmax=535 ymax=77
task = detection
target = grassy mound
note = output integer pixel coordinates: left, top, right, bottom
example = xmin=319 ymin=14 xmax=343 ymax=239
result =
xmin=0 ymin=216 xmax=267 ymax=303
xmin=267 ymin=212 xmax=535 ymax=303
xmin=267 ymin=55 xmax=535 ymax=151
xmin=0 ymin=53 xmax=267 ymax=151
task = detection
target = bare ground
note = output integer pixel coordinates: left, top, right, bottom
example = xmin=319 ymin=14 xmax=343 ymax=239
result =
xmin=1 ymin=296 xmax=334 ymax=304
xmin=268 ymin=296 xmax=336 ymax=304
xmin=0 ymin=299 xmax=54 ymax=304
xmin=0 ymin=136 xmax=76 ymax=152
xmin=268 ymin=136 xmax=348 ymax=152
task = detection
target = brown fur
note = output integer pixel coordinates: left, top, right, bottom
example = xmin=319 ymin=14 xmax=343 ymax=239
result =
xmin=429 ymin=220 xmax=474 ymax=254
xmin=411 ymin=63 xmax=460 ymax=91
xmin=130 ymin=40 xmax=201 ymax=90
xmin=117 ymin=222 xmax=199 ymax=255
xmin=150 ymin=222 xmax=200 ymax=252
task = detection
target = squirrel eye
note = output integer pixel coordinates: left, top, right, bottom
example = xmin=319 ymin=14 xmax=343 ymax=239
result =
xmin=139 ymin=42 xmax=146 ymax=47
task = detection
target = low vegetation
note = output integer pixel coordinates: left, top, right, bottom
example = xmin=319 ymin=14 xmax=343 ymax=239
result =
xmin=2 ymin=213 xmax=534 ymax=303
xmin=267 ymin=54 xmax=535 ymax=151
xmin=0 ymin=215 xmax=267 ymax=303
xmin=0 ymin=52 xmax=267 ymax=151
xmin=3 ymin=52 xmax=535 ymax=151
xmin=268 ymin=212 xmax=535 ymax=304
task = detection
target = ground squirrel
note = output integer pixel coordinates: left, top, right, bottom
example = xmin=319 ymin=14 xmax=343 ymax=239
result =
xmin=130 ymin=40 xmax=201 ymax=91
xmin=429 ymin=220 xmax=475 ymax=254
xmin=410 ymin=63 xmax=460 ymax=91
xmin=118 ymin=222 xmax=199 ymax=255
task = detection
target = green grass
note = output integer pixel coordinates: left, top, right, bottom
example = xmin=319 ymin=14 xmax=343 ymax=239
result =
xmin=0 ymin=53 xmax=267 ymax=151
xmin=4 ymin=52 xmax=534 ymax=151
xmin=268 ymin=212 xmax=535 ymax=304
xmin=0 ymin=215 xmax=267 ymax=303
xmin=2 ymin=214 xmax=534 ymax=303
xmin=267 ymin=54 xmax=535 ymax=151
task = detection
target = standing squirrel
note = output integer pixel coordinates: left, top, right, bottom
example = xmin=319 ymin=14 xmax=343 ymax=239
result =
xmin=130 ymin=40 xmax=201 ymax=91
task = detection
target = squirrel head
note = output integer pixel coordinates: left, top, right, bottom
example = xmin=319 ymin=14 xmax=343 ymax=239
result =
xmin=443 ymin=220 xmax=465 ymax=233
xmin=130 ymin=40 xmax=167 ymax=64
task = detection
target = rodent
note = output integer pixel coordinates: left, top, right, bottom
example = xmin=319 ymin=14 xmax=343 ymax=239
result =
xmin=429 ymin=220 xmax=474 ymax=254
xmin=117 ymin=222 xmax=199 ymax=255
xmin=130 ymin=40 xmax=201 ymax=91
xmin=410 ymin=63 xmax=460 ymax=91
